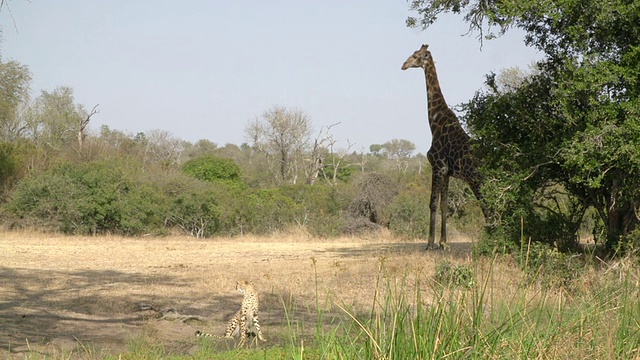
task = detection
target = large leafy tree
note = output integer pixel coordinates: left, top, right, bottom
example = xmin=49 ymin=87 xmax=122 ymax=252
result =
xmin=0 ymin=58 xmax=31 ymax=141
xmin=0 ymin=58 xmax=31 ymax=195
xmin=29 ymin=86 xmax=89 ymax=152
xmin=409 ymin=0 xmax=640 ymax=251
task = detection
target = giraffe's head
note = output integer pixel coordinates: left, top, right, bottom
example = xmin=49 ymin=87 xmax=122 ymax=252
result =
xmin=401 ymin=44 xmax=431 ymax=70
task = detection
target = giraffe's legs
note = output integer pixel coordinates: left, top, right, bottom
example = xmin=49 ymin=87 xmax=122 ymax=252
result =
xmin=428 ymin=167 xmax=447 ymax=250
xmin=440 ymin=175 xmax=450 ymax=248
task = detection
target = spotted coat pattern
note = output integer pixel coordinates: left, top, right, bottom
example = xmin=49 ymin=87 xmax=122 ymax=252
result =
xmin=195 ymin=280 xmax=266 ymax=344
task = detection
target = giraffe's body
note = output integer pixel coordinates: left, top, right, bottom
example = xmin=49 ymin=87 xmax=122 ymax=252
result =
xmin=402 ymin=44 xmax=488 ymax=249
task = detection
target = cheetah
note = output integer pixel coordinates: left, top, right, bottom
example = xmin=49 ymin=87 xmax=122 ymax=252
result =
xmin=196 ymin=280 xmax=266 ymax=343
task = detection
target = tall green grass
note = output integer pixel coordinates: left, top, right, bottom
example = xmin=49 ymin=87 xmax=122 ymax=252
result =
xmin=322 ymin=256 xmax=640 ymax=359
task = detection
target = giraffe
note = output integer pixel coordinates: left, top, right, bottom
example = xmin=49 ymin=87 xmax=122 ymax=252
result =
xmin=402 ymin=44 xmax=488 ymax=250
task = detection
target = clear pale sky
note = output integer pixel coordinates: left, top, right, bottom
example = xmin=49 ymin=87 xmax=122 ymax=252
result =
xmin=0 ymin=1 xmax=540 ymax=154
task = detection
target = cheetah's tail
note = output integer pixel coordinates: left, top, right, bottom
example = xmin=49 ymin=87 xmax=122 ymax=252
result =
xmin=195 ymin=330 xmax=219 ymax=338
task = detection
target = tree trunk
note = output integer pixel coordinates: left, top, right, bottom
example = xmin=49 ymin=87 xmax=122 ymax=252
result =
xmin=605 ymin=199 xmax=638 ymax=252
xmin=306 ymin=158 xmax=322 ymax=185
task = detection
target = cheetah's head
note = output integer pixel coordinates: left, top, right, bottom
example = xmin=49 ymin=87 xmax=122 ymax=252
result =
xmin=236 ymin=279 xmax=252 ymax=293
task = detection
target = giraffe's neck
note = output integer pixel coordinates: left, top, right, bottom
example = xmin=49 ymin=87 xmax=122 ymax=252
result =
xmin=423 ymin=60 xmax=453 ymax=126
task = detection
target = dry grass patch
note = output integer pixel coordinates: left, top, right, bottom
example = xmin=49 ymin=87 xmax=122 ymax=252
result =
xmin=0 ymin=231 xmax=474 ymax=358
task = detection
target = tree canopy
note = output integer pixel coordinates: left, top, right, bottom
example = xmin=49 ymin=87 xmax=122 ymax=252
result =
xmin=245 ymin=106 xmax=312 ymax=184
xmin=182 ymin=155 xmax=242 ymax=184
xmin=410 ymin=0 xmax=640 ymax=251
xmin=0 ymin=58 xmax=31 ymax=141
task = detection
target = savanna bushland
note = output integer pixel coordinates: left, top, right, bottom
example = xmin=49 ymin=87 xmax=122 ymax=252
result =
xmin=2 ymin=0 xmax=640 ymax=358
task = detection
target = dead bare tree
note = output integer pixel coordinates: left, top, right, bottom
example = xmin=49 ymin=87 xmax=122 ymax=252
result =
xmin=78 ymin=104 xmax=99 ymax=149
xmin=356 ymin=146 xmax=368 ymax=172
xmin=245 ymin=106 xmax=312 ymax=184
xmin=305 ymin=122 xmax=340 ymax=185
xmin=144 ymin=129 xmax=184 ymax=172
xmin=0 ymin=0 xmax=19 ymax=34
xmin=323 ymin=138 xmax=354 ymax=186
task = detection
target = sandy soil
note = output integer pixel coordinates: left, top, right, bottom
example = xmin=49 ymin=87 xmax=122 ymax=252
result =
xmin=0 ymin=232 xmax=473 ymax=358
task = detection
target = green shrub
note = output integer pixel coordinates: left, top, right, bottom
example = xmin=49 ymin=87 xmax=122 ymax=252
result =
xmin=158 ymin=175 xmax=222 ymax=237
xmin=473 ymin=227 xmax=519 ymax=256
xmin=277 ymin=184 xmax=345 ymax=237
xmin=388 ymin=189 xmax=430 ymax=239
xmin=7 ymin=158 xmax=356 ymax=238
xmin=0 ymin=143 xmax=19 ymax=190
xmin=610 ymin=228 xmax=640 ymax=257
xmin=518 ymin=241 xmax=583 ymax=286
xmin=243 ymin=188 xmax=300 ymax=235
xmin=435 ymin=260 xmax=476 ymax=288
xmin=6 ymin=164 xmax=80 ymax=231
xmin=6 ymin=160 xmax=165 ymax=235
xmin=117 ymin=181 xmax=167 ymax=235
xmin=182 ymin=155 xmax=241 ymax=183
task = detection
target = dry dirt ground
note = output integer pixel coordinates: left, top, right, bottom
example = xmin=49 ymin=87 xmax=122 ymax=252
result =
xmin=0 ymin=231 xmax=474 ymax=358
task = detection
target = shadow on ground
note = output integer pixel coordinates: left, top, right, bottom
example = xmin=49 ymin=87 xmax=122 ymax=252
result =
xmin=325 ymin=241 xmax=474 ymax=259
xmin=0 ymin=266 xmax=352 ymax=358
xmin=0 ymin=267 xmax=207 ymax=357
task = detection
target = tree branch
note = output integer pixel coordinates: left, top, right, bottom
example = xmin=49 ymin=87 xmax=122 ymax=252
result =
xmin=78 ymin=104 xmax=99 ymax=148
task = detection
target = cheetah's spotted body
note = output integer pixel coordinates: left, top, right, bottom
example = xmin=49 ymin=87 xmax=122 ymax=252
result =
xmin=196 ymin=280 xmax=265 ymax=343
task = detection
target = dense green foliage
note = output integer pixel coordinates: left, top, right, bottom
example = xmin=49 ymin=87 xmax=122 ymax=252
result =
xmin=182 ymin=155 xmax=242 ymax=183
xmin=0 ymin=142 xmax=20 ymax=194
xmin=5 ymin=156 xmax=472 ymax=238
xmin=6 ymin=160 xmax=164 ymax=235
xmin=410 ymin=0 xmax=640 ymax=252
